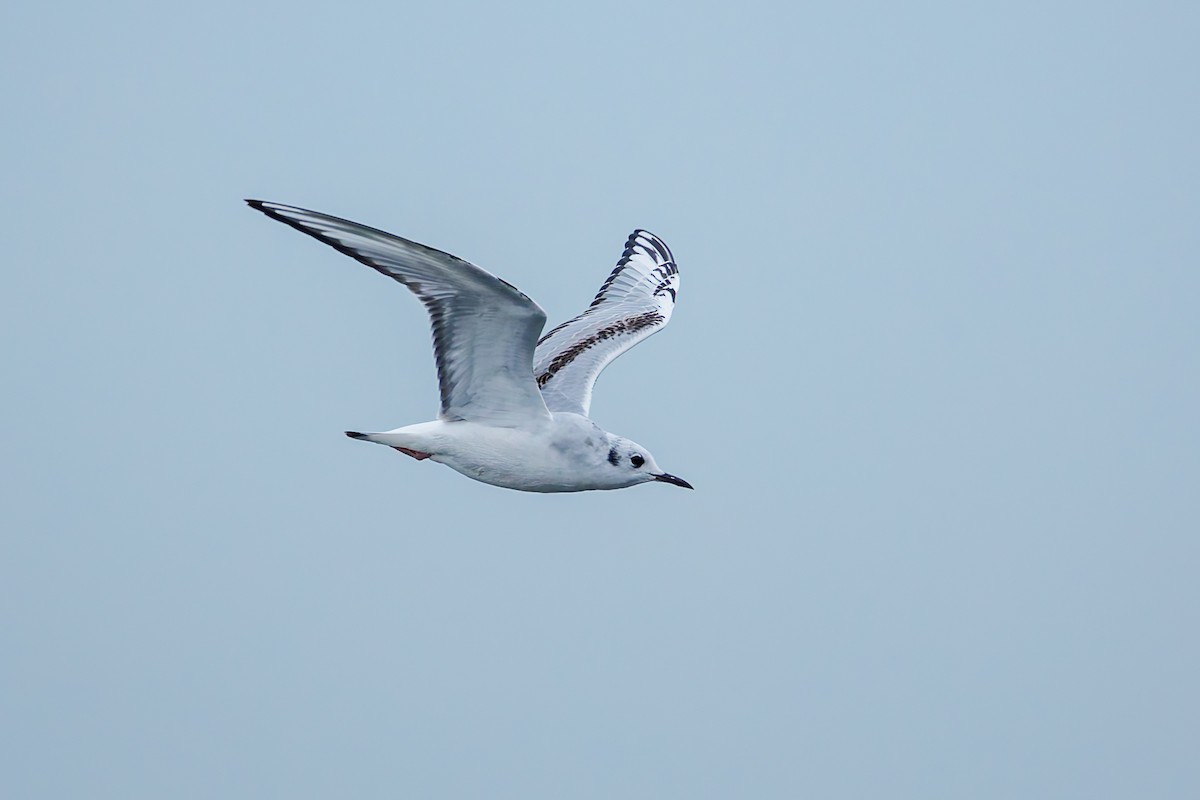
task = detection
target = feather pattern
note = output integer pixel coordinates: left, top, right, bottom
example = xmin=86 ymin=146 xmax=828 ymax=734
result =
xmin=533 ymin=229 xmax=679 ymax=415
xmin=246 ymin=201 xmax=551 ymax=424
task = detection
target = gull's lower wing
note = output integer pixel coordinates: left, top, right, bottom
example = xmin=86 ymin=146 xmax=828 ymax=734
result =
xmin=533 ymin=230 xmax=679 ymax=416
xmin=247 ymin=200 xmax=551 ymax=424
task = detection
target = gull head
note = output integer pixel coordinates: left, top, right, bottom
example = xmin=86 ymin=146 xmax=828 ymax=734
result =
xmin=603 ymin=436 xmax=693 ymax=490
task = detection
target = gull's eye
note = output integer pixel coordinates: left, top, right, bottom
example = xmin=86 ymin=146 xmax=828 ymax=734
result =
xmin=630 ymin=454 xmax=645 ymax=468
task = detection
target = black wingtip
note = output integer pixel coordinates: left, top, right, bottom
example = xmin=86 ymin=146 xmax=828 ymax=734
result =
xmin=345 ymin=431 xmax=369 ymax=440
xmin=245 ymin=198 xmax=265 ymax=210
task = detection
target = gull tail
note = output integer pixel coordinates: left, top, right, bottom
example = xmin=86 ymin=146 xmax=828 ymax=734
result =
xmin=345 ymin=431 xmax=399 ymax=445
xmin=345 ymin=430 xmax=433 ymax=461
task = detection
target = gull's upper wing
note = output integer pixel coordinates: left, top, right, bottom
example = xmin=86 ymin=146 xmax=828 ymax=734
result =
xmin=533 ymin=229 xmax=679 ymax=416
xmin=247 ymin=200 xmax=551 ymax=424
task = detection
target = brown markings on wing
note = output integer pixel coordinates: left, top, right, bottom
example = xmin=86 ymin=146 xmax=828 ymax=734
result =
xmin=536 ymin=311 xmax=664 ymax=388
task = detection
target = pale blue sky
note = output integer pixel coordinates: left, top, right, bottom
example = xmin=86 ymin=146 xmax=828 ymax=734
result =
xmin=3 ymin=1 xmax=1198 ymax=798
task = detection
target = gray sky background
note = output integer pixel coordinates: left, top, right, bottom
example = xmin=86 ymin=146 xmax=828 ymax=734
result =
xmin=3 ymin=1 xmax=1197 ymax=797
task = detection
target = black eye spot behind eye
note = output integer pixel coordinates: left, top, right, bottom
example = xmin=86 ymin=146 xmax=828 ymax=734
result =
xmin=630 ymin=454 xmax=645 ymax=468
xmin=608 ymin=448 xmax=620 ymax=466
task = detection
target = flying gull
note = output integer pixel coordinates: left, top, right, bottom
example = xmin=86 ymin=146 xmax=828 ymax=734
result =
xmin=247 ymin=200 xmax=691 ymax=493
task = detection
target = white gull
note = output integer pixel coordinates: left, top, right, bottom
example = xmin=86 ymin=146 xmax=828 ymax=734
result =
xmin=247 ymin=200 xmax=691 ymax=493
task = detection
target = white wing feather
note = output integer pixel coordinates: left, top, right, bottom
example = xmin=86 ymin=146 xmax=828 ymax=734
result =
xmin=248 ymin=201 xmax=551 ymax=425
xmin=533 ymin=230 xmax=679 ymax=416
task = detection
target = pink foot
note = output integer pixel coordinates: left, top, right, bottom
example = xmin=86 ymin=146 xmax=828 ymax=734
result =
xmin=392 ymin=446 xmax=432 ymax=461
